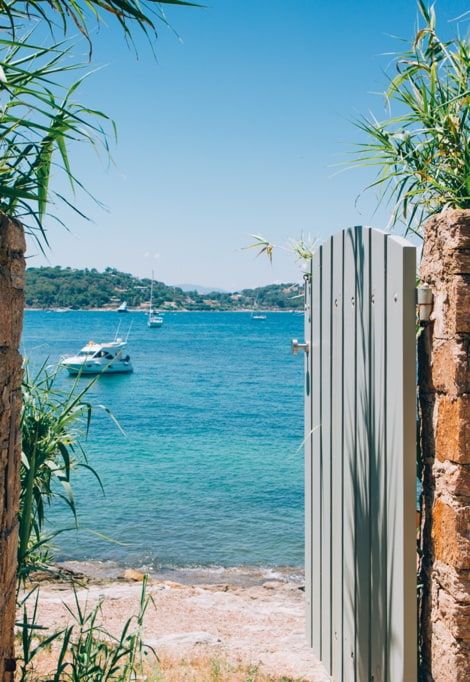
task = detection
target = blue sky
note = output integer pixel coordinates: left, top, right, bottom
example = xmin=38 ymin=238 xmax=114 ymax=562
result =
xmin=29 ymin=0 xmax=469 ymax=290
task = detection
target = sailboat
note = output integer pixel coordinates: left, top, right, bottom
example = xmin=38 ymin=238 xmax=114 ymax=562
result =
xmin=251 ymin=296 xmax=267 ymax=320
xmin=147 ymin=272 xmax=163 ymax=328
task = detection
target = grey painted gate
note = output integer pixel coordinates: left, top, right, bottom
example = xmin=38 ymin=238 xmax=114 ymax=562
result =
xmin=302 ymin=226 xmax=416 ymax=681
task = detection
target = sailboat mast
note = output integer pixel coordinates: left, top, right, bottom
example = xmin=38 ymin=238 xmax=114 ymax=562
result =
xmin=150 ymin=271 xmax=154 ymax=313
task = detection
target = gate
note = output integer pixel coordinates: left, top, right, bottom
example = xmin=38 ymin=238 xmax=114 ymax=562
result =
xmin=300 ymin=226 xmax=416 ymax=681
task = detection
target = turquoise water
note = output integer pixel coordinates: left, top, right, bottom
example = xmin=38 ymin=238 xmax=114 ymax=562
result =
xmin=22 ymin=311 xmax=305 ymax=571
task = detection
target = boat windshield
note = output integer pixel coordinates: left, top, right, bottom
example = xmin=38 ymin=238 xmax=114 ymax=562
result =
xmin=95 ymin=350 xmax=114 ymax=359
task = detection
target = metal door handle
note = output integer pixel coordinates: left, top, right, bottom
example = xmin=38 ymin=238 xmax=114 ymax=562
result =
xmin=291 ymin=339 xmax=309 ymax=355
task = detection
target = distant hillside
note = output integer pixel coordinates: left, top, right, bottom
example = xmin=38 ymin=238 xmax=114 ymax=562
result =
xmin=25 ymin=267 xmax=304 ymax=311
xmin=176 ymin=283 xmax=228 ymax=295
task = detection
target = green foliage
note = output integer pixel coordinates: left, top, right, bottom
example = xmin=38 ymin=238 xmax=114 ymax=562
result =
xmin=0 ymin=0 xmax=200 ymax=244
xmin=3 ymin=1 xmax=200 ymax=42
xmin=25 ymin=266 xmax=304 ymax=310
xmin=19 ymin=363 xmax=108 ymax=578
xmin=245 ymin=233 xmax=317 ymax=267
xmin=17 ymin=363 xmax=153 ymax=681
xmin=16 ymin=579 xmax=155 ymax=681
xmin=353 ymin=0 xmax=470 ymax=235
xmin=0 ymin=32 xmax=112 ymax=246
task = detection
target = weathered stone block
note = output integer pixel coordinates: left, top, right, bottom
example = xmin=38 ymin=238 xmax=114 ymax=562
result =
xmin=434 ymin=459 xmax=470 ymax=502
xmin=451 ymin=276 xmax=470 ymax=334
xmin=431 ymin=276 xmax=470 ymax=339
xmin=434 ymin=561 xmax=470 ymax=604
xmin=432 ymin=498 xmax=470 ymax=569
xmin=435 ymin=584 xmax=470 ymax=641
xmin=432 ymin=339 xmax=470 ymax=395
xmin=447 ymin=465 xmax=470 ymax=500
xmin=436 ymin=395 xmax=470 ymax=464
xmin=423 ymin=209 xmax=470 ymax=253
xmin=449 ymin=250 xmax=470 ymax=275
xmin=431 ymin=290 xmax=451 ymax=339
xmin=432 ymin=617 xmax=470 ymax=682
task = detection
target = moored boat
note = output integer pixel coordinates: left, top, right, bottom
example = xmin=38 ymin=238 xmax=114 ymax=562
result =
xmin=147 ymin=272 xmax=163 ymax=328
xmin=251 ymin=296 xmax=267 ymax=320
xmin=61 ymin=339 xmax=133 ymax=375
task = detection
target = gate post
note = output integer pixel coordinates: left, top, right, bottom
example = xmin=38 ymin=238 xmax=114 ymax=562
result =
xmin=419 ymin=209 xmax=470 ymax=682
xmin=0 ymin=214 xmax=25 ymax=678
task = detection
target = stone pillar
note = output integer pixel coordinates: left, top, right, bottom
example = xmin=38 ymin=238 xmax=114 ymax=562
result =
xmin=0 ymin=214 xmax=25 ymax=679
xmin=419 ymin=208 xmax=470 ymax=681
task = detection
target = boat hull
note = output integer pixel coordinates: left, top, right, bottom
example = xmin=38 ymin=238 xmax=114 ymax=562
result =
xmin=63 ymin=362 xmax=133 ymax=375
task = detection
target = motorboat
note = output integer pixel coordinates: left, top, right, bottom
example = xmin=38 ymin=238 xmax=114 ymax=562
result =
xmin=147 ymin=272 xmax=163 ymax=328
xmin=61 ymin=339 xmax=133 ymax=375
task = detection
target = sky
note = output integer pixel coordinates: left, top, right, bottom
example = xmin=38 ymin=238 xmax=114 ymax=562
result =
xmin=28 ymin=0 xmax=469 ymax=291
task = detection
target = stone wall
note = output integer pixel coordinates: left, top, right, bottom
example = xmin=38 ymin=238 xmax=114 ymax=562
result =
xmin=419 ymin=208 xmax=470 ymax=681
xmin=0 ymin=214 xmax=25 ymax=679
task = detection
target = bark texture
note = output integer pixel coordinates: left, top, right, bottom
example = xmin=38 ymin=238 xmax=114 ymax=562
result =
xmin=0 ymin=214 xmax=25 ymax=679
xmin=419 ymin=208 xmax=470 ymax=682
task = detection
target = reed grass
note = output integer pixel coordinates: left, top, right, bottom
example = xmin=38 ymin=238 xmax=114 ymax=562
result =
xmin=0 ymin=30 xmax=113 ymax=247
xmin=18 ymin=363 xmax=121 ymax=578
xmin=352 ymin=0 xmax=470 ymax=236
xmin=16 ymin=578 xmax=156 ymax=681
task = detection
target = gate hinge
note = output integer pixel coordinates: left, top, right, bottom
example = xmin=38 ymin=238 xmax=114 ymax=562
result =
xmin=417 ymin=284 xmax=433 ymax=325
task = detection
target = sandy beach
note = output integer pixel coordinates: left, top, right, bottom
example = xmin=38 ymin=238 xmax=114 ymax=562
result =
xmin=20 ymin=563 xmax=329 ymax=682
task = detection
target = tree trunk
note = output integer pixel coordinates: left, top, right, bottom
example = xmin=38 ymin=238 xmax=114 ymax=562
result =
xmin=418 ymin=208 xmax=470 ymax=682
xmin=0 ymin=214 xmax=25 ymax=679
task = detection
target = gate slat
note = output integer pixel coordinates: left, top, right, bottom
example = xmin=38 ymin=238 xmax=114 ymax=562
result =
xmin=310 ymin=250 xmax=322 ymax=656
xmin=386 ymin=237 xmax=417 ymax=681
xmin=320 ymin=238 xmax=333 ymax=673
xmin=304 ymin=260 xmax=313 ymax=648
xmin=331 ymin=232 xmax=344 ymax=679
xmin=370 ymin=230 xmax=387 ymax=680
xmin=342 ymin=228 xmax=356 ymax=681
xmin=354 ymin=226 xmax=371 ymax=682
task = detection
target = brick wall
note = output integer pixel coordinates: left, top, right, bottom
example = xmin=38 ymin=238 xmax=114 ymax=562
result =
xmin=419 ymin=208 xmax=470 ymax=681
xmin=0 ymin=214 xmax=25 ymax=679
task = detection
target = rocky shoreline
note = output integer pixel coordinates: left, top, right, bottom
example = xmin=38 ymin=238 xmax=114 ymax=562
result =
xmin=21 ymin=562 xmax=328 ymax=682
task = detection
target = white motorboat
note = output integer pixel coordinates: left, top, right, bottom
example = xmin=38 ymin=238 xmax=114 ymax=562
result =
xmin=117 ymin=301 xmax=129 ymax=313
xmin=147 ymin=272 xmax=163 ymax=328
xmin=61 ymin=339 xmax=133 ymax=375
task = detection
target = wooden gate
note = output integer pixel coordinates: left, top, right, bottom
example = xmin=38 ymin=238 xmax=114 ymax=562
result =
xmin=302 ymin=226 xmax=416 ymax=681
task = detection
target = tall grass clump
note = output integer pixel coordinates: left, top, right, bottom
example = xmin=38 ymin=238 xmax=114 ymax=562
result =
xmin=353 ymin=0 xmax=470 ymax=235
xmin=17 ymin=366 xmax=155 ymax=681
xmin=16 ymin=578 xmax=155 ymax=681
xmin=18 ymin=364 xmax=110 ymax=578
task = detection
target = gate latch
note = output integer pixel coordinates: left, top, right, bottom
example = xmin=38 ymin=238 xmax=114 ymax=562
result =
xmin=291 ymin=339 xmax=310 ymax=355
xmin=417 ymin=284 xmax=433 ymax=325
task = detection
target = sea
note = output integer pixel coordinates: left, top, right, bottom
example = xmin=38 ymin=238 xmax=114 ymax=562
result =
xmin=22 ymin=310 xmax=305 ymax=582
